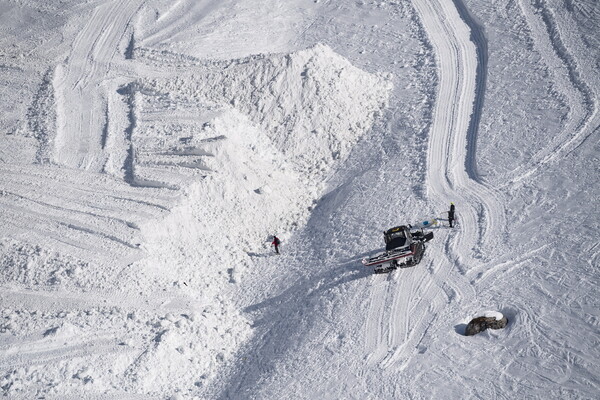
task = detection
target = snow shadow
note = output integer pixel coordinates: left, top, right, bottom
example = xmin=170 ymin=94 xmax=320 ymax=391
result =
xmin=340 ymin=248 xmax=384 ymax=264
xmin=215 ymin=260 xmax=369 ymax=398
xmin=244 ymin=262 xmax=369 ymax=317
xmin=452 ymin=0 xmax=489 ymax=182
xmin=454 ymin=323 xmax=468 ymax=336
xmin=245 ymin=251 xmax=272 ymax=258
xmin=499 ymin=306 xmax=518 ymax=323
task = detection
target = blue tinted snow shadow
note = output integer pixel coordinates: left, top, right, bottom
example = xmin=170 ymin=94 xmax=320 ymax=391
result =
xmin=454 ymin=323 xmax=467 ymax=336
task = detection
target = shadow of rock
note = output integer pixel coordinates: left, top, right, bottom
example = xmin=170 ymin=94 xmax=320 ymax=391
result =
xmin=454 ymin=323 xmax=467 ymax=336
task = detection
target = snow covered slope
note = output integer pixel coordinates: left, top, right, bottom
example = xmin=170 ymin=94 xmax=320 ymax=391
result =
xmin=0 ymin=0 xmax=598 ymax=398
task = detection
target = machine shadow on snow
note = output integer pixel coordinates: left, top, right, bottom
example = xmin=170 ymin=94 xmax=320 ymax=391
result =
xmin=244 ymin=261 xmax=370 ymax=318
xmin=245 ymin=251 xmax=273 ymax=258
xmin=217 ymin=261 xmax=370 ymax=397
xmin=340 ymin=249 xmax=386 ymax=264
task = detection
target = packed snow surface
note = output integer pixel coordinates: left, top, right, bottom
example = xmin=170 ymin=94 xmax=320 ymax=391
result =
xmin=0 ymin=0 xmax=599 ymax=399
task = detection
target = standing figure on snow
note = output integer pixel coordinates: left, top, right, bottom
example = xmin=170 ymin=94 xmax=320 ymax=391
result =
xmin=272 ymin=235 xmax=281 ymax=254
xmin=448 ymin=203 xmax=455 ymax=228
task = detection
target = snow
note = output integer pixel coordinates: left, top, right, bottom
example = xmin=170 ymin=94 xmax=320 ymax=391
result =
xmin=478 ymin=310 xmax=504 ymax=321
xmin=1 ymin=0 xmax=599 ymax=398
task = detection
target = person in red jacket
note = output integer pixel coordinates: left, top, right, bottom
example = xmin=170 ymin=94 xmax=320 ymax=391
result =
xmin=272 ymin=235 xmax=281 ymax=254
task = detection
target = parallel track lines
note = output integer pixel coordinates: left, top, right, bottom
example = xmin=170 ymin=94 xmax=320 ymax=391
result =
xmin=505 ymin=0 xmax=599 ymax=186
xmin=361 ymin=0 xmax=508 ymax=371
xmin=54 ymin=0 xmax=144 ymax=171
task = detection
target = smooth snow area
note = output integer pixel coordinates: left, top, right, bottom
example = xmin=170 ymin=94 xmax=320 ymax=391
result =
xmin=0 ymin=0 xmax=599 ymax=399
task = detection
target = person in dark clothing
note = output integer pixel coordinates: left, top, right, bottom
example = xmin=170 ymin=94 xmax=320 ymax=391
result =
xmin=448 ymin=203 xmax=455 ymax=228
xmin=272 ymin=235 xmax=281 ymax=254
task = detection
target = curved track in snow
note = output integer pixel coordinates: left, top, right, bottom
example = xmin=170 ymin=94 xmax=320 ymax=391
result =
xmin=504 ymin=0 xmax=599 ymax=185
xmin=361 ymin=0 xmax=506 ymax=373
xmin=413 ymin=0 xmax=506 ymax=254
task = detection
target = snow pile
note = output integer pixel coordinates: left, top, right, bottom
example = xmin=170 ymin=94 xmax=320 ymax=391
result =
xmin=102 ymin=44 xmax=390 ymax=395
xmin=121 ymin=309 xmax=251 ymax=393
xmin=128 ymin=42 xmax=392 ymax=280
xmin=0 ymin=38 xmax=390 ymax=397
xmin=0 ymin=238 xmax=89 ymax=289
xmin=125 ymin=42 xmax=392 ymax=294
xmin=132 ymin=43 xmax=391 ymax=181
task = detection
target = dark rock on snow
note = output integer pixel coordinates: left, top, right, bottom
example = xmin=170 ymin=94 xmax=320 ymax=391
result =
xmin=465 ymin=314 xmax=508 ymax=336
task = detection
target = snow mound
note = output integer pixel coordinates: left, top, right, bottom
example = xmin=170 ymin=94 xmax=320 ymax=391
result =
xmin=108 ymin=43 xmax=391 ymax=394
xmin=0 ymin=238 xmax=121 ymax=291
xmin=125 ymin=42 xmax=392 ymax=277
xmin=128 ymin=43 xmax=392 ymax=303
xmin=0 ymin=38 xmax=390 ymax=397
xmin=122 ymin=309 xmax=251 ymax=394
xmin=129 ymin=43 xmax=391 ymax=184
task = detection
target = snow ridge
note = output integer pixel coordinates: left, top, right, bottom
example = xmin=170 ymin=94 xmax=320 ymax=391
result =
xmin=452 ymin=0 xmax=488 ymax=183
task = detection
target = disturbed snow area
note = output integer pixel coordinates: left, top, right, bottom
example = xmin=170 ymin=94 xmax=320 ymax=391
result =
xmin=1 ymin=0 xmax=391 ymax=396
xmin=1 ymin=0 xmax=599 ymax=399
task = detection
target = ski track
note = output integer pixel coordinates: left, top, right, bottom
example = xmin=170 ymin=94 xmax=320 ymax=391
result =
xmin=0 ymin=163 xmax=174 ymax=265
xmin=363 ymin=278 xmax=390 ymax=366
xmin=413 ymin=0 xmax=507 ymax=264
xmin=468 ymin=243 xmax=550 ymax=284
xmin=504 ymin=0 xmax=599 ymax=186
xmin=0 ymin=336 xmax=127 ymax=371
xmin=54 ymin=0 xmax=144 ymax=171
xmin=0 ymin=287 xmax=194 ymax=315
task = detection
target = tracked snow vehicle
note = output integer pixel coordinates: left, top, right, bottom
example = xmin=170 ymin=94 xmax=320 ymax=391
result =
xmin=362 ymin=224 xmax=434 ymax=274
